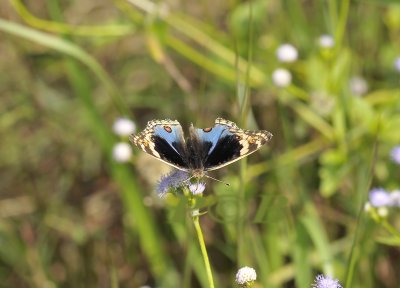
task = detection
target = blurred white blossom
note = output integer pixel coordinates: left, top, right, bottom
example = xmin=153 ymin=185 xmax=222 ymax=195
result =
xmin=390 ymin=146 xmax=400 ymax=164
xmin=394 ymin=57 xmax=400 ymax=72
xmin=272 ymin=68 xmax=292 ymax=87
xmin=310 ymin=91 xmax=335 ymax=116
xmin=364 ymin=202 xmax=372 ymax=212
xmin=112 ymin=142 xmax=132 ymax=162
xmin=113 ymin=118 xmax=136 ymax=136
xmin=389 ymin=190 xmax=400 ymax=206
xmin=235 ymin=266 xmax=257 ymax=286
xmin=377 ymin=207 xmax=389 ymax=218
xmin=318 ymin=34 xmax=335 ymax=48
xmin=349 ymin=76 xmax=368 ymax=96
xmin=276 ymin=43 xmax=298 ymax=63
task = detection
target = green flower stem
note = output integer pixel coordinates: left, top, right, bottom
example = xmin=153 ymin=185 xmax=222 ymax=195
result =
xmin=381 ymin=219 xmax=400 ymax=239
xmin=192 ymin=211 xmax=215 ymax=288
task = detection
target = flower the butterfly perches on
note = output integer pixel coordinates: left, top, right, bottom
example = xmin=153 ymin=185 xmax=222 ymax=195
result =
xmin=129 ymin=118 xmax=273 ymax=179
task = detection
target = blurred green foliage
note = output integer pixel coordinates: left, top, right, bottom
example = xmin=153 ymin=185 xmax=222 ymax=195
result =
xmin=0 ymin=0 xmax=400 ymax=287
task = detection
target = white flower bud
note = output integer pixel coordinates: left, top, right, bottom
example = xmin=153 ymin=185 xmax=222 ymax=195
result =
xmin=113 ymin=118 xmax=136 ymax=136
xmin=318 ymin=34 xmax=335 ymax=48
xmin=112 ymin=142 xmax=132 ymax=162
xmin=272 ymin=68 xmax=292 ymax=87
xmin=235 ymin=266 xmax=257 ymax=286
xmin=276 ymin=43 xmax=298 ymax=63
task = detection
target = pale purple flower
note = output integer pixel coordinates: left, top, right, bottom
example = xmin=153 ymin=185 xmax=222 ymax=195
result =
xmin=156 ymin=170 xmax=189 ymax=196
xmin=312 ymin=274 xmax=342 ymax=288
xmin=390 ymin=146 xmax=400 ymax=164
xmin=235 ymin=266 xmax=257 ymax=286
xmin=369 ymin=188 xmax=391 ymax=207
xmin=189 ymin=182 xmax=206 ymax=195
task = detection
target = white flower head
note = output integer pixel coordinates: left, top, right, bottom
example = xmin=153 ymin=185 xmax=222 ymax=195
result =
xmin=377 ymin=207 xmax=389 ymax=218
xmin=364 ymin=202 xmax=372 ymax=212
xmin=113 ymin=118 xmax=136 ymax=136
xmin=318 ymin=34 xmax=335 ymax=48
xmin=112 ymin=142 xmax=132 ymax=163
xmin=272 ymin=68 xmax=292 ymax=87
xmin=235 ymin=266 xmax=257 ymax=286
xmin=276 ymin=43 xmax=298 ymax=63
xmin=189 ymin=182 xmax=206 ymax=195
xmin=389 ymin=190 xmax=400 ymax=207
xmin=349 ymin=76 xmax=368 ymax=96
xmin=394 ymin=57 xmax=400 ymax=72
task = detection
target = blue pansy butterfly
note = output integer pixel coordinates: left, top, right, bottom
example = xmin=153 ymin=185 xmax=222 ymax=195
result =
xmin=130 ymin=118 xmax=273 ymax=179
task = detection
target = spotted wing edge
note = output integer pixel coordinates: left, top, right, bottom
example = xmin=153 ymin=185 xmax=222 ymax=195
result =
xmin=204 ymin=117 xmax=273 ymax=171
xmin=129 ymin=119 xmax=190 ymax=171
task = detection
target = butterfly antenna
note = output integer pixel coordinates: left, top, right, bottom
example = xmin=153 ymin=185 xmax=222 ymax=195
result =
xmin=183 ymin=174 xmax=196 ymax=184
xmin=205 ymin=175 xmax=230 ymax=186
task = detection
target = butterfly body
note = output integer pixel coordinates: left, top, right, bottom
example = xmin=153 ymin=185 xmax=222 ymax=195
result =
xmin=130 ymin=118 xmax=272 ymax=178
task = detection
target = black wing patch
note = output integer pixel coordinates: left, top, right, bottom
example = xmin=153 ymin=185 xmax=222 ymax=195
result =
xmin=152 ymin=135 xmax=187 ymax=168
xmin=203 ymin=134 xmax=243 ymax=168
xmin=130 ymin=119 xmax=190 ymax=171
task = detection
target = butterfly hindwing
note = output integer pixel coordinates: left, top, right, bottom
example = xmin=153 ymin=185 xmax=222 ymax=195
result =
xmin=129 ymin=119 xmax=189 ymax=171
xmin=195 ymin=118 xmax=273 ymax=171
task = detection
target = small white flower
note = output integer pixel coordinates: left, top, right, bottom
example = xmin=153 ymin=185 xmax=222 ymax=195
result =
xmin=189 ymin=183 xmax=206 ymax=195
xmin=113 ymin=118 xmax=136 ymax=136
xmin=235 ymin=266 xmax=257 ymax=285
xmin=349 ymin=76 xmax=368 ymax=96
xmin=112 ymin=142 xmax=132 ymax=162
xmin=377 ymin=207 xmax=389 ymax=218
xmin=272 ymin=68 xmax=292 ymax=87
xmin=389 ymin=190 xmax=400 ymax=207
xmin=394 ymin=57 xmax=400 ymax=72
xmin=276 ymin=43 xmax=298 ymax=63
xmin=364 ymin=202 xmax=372 ymax=212
xmin=318 ymin=34 xmax=335 ymax=48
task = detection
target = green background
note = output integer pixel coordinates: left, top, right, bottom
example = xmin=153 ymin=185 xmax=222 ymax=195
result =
xmin=1 ymin=0 xmax=400 ymax=287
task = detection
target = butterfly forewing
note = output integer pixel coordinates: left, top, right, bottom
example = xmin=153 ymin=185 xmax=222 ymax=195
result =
xmin=130 ymin=119 xmax=189 ymax=171
xmin=200 ymin=118 xmax=273 ymax=171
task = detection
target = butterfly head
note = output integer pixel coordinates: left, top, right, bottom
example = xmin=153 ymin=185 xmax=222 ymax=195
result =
xmin=191 ymin=169 xmax=207 ymax=179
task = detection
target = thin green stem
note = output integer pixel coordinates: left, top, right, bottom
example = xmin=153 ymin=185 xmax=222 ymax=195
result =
xmin=335 ymin=0 xmax=350 ymax=48
xmin=192 ymin=213 xmax=215 ymax=288
xmin=381 ymin=219 xmax=400 ymax=239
